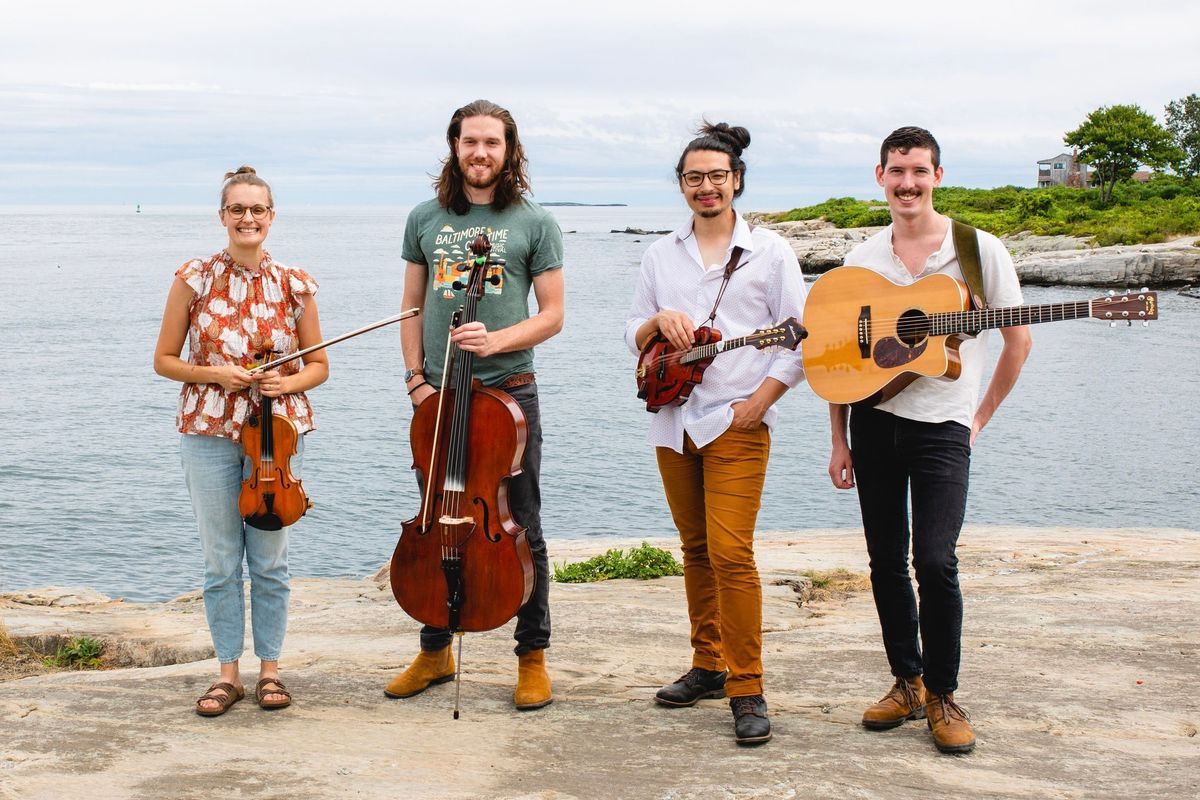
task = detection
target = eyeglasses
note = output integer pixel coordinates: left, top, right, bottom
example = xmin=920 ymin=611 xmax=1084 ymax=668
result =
xmin=681 ymin=169 xmax=733 ymax=187
xmin=222 ymin=204 xmax=273 ymax=219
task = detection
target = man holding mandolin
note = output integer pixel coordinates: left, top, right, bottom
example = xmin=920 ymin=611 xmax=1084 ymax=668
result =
xmin=625 ymin=121 xmax=807 ymax=745
xmin=827 ymin=127 xmax=1032 ymax=753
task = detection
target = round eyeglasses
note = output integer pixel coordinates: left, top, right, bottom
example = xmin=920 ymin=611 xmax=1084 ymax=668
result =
xmin=222 ymin=204 xmax=273 ymax=219
xmin=681 ymin=169 xmax=733 ymax=187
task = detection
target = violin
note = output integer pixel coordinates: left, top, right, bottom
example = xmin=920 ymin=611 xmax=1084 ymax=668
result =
xmin=390 ymin=235 xmax=535 ymax=638
xmin=235 ymin=310 xmax=421 ymax=529
xmin=238 ymin=346 xmax=311 ymax=530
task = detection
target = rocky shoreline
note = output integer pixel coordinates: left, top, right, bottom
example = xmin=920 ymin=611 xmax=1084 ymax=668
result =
xmin=747 ymin=214 xmax=1200 ymax=288
xmin=2 ymin=527 xmax=1197 ymax=799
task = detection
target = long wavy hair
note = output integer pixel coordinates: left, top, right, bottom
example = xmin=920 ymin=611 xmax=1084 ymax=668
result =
xmin=436 ymin=99 xmax=531 ymax=215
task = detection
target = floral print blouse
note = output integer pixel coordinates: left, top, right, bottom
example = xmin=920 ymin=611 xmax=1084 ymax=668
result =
xmin=175 ymin=250 xmax=318 ymax=442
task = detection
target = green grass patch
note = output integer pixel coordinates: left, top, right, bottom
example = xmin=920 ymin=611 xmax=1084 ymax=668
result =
xmin=768 ymin=175 xmax=1200 ymax=246
xmin=553 ymin=542 xmax=683 ymax=583
xmin=42 ymin=636 xmax=105 ymax=669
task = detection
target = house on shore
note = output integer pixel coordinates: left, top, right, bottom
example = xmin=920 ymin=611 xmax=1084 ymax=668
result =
xmin=1036 ymin=152 xmax=1090 ymax=188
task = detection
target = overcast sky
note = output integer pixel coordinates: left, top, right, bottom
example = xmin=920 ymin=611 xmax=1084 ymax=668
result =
xmin=3 ymin=0 xmax=1196 ymax=209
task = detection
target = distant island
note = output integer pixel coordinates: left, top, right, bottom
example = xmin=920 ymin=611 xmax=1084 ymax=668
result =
xmin=539 ymin=202 xmax=628 ymax=207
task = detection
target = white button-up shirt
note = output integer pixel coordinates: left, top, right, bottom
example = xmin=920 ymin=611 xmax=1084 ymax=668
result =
xmin=625 ymin=213 xmax=808 ymax=452
xmin=844 ymin=220 xmax=1023 ymax=428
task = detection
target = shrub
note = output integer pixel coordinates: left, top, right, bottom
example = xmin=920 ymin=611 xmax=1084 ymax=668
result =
xmin=43 ymin=637 xmax=105 ymax=669
xmin=553 ymin=542 xmax=683 ymax=583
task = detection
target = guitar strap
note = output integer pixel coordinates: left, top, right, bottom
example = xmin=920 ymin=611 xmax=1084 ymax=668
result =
xmin=951 ymin=219 xmax=986 ymax=310
xmin=703 ymin=224 xmax=755 ymax=326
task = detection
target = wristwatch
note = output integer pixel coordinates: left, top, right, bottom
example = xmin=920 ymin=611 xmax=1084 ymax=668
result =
xmin=404 ymin=367 xmax=424 ymax=383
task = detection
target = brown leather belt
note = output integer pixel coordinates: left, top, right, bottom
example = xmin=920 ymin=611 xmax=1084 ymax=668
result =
xmin=498 ymin=372 xmax=535 ymax=389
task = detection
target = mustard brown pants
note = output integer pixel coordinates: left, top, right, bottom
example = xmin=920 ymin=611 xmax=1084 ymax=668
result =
xmin=656 ymin=424 xmax=770 ymax=697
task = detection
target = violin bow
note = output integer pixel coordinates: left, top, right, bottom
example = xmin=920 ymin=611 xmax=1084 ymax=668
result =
xmin=248 ymin=308 xmax=421 ymax=373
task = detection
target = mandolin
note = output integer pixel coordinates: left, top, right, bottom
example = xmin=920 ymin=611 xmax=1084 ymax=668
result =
xmin=802 ymin=266 xmax=1158 ymax=405
xmin=635 ymin=317 xmax=806 ymax=412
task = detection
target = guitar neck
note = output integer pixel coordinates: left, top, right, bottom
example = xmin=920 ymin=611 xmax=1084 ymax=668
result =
xmin=933 ymin=300 xmax=1093 ymax=335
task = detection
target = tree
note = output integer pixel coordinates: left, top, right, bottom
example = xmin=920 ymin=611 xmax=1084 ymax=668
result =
xmin=1165 ymin=93 xmax=1200 ymax=177
xmin=1064 ymin=104 xmax=1183 ymax=205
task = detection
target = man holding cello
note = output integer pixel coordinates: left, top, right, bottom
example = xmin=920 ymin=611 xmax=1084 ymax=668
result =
xmin=625 ymin=122 xmax=807 ymax=745
xmin=387 ymin=99 xmax=565 ymax=710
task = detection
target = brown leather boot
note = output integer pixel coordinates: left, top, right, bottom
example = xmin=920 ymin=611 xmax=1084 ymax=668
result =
xmin=925 ymin=692 xmax=976 ymax=753
xmin=862 ymin=675 xmax=926 ymax=730
xmin=514 ymin=649 xmax=553 ymax=710
xmin=383 ymin=646 xmax=455 ymax=698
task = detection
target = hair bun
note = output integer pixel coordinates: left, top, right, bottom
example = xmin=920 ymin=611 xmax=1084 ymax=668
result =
xmin=698 ymin=121 xmax=751 ymax=155
xmin=223 ymin=165 xmax=258 ymax=181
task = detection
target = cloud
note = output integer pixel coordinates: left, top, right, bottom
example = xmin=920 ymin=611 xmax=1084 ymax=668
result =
xmin=2 ymin=0 xmax=1198 ymax=205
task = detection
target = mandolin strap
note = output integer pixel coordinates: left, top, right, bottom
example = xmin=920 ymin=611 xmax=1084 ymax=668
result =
xmin=703 ymin=223 xmax=755 ymax=326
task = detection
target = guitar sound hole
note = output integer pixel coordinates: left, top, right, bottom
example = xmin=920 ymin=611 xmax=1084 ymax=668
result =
xmin=897 ymin=309 xmax=930 ymax=347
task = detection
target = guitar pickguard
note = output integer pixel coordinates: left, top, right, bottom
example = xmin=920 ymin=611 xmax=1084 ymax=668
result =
xmin=873 ymin=336 xmax=926 ymax=368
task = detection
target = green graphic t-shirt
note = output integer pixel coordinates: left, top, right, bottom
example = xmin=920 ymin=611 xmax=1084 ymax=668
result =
xmin=402 ymin=197 xmax=564 ymax=387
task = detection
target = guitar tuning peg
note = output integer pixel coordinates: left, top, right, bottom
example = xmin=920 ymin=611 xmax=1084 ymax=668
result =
xmin=1140 ymin=287 xmax=1149 ymax=293
xmin=1142 ymin=321 xmax=1149 ymax=327
xmin=1107 ymin=290 xmax=1116 ymax=297
xmin=1109 ymin=321 xmax=1117 ymax=328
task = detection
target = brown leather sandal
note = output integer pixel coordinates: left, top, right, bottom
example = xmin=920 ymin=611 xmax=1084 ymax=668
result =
xmin=195 ymin=682 xmax=245 ymax=717
xmin=256 ymin=677 xmax=292 ymax=710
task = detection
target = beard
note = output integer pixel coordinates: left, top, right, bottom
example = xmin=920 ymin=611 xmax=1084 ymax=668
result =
xmin=461 ymin=159 xmax=502 ymax=190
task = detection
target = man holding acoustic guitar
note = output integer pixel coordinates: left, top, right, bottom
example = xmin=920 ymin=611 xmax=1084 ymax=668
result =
xmin=827 ymin=126 xmax=1033 ymax=753
xmin=625 ymin=121 xmax=807 ymax=745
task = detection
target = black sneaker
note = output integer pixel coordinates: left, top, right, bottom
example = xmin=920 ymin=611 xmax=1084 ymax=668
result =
xmin=730 ymin=694 xmax=772 ymax=745
xmin=654 ymin=667 xmax=727 ymax=707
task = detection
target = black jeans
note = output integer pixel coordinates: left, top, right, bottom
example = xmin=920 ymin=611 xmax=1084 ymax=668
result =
xmin=419 ymin=381 xmax=551 ymax=656
xmin=849 ymin=405 xmax=971 ymax=695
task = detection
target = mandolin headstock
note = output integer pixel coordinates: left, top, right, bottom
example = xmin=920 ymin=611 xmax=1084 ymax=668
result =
xmin=750 ymin=317 xmax=808 ymax=351
xmin=1091 ymin=289 xmax=1158 ymax=325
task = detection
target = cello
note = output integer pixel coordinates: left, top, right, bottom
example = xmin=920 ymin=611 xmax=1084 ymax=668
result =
xmin=390 ymin=234 xmax=535 ymax=714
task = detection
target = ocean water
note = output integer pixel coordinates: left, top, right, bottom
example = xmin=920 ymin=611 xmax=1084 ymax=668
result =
xmin=1 ymin=205 xmax=1197 ymax=602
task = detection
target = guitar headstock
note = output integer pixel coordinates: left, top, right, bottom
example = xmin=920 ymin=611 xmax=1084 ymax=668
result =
xmin=1091 ymin=289 xmax=1158 ymax=325
xmin=751 ymin=317 xmax=808 ymax=351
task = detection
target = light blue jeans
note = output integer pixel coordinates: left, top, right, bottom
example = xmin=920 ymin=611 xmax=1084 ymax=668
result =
xmin=180 ymin=433 xmax=301 ymax=663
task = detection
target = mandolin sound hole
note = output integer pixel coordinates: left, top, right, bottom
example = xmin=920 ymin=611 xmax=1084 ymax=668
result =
xmin=896 ymin=309 xmax=930 ymax=347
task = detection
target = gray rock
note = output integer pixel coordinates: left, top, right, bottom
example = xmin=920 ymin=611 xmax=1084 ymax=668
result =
xmin=752 ymin=215 xmax=1200 ymax=286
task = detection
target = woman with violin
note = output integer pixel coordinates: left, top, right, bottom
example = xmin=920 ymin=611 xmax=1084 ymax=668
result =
xmin=153 ymin=166 xmax=328 ymax=716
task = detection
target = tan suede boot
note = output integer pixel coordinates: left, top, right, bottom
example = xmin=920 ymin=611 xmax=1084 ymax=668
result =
xmin=383 ymin=646 xmax=455 ymax=698
xmin=925 ymin=692 xmax=976 ymax=753
xmin=862 ymin=675 xmax=926 ymax=729
xmin=514 ymin=649 xmax=553 ymax=710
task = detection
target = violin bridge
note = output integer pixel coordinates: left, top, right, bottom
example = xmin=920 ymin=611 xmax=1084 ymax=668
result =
xmin=439 ymin=515 xmax=475 ymax=525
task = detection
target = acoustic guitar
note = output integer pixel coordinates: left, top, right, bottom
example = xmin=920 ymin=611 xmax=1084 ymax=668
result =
xmin=636 ymin=317 xmax=806 ymax=412
xmin=802 ymin=266 xmax=1158 ymax=405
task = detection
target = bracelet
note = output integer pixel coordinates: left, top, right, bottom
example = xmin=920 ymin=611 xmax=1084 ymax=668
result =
xmin=406 ymin=381 xmax=430 ymax=396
